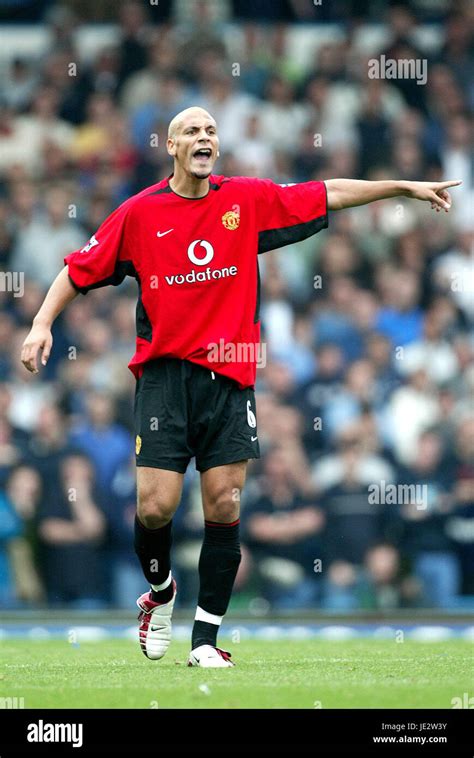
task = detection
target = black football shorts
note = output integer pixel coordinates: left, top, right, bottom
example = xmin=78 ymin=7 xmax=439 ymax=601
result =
xmin=134 ymin=358 xmax=260 ymax=473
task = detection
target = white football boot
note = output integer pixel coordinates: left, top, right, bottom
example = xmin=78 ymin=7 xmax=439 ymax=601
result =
xmin=136 ymin=580 xmax=177 ymax=660
xmin=188 ymin=645 xmax=234 ymax=668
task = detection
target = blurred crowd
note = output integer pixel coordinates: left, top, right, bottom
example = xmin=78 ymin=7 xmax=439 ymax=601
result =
xmin=0 ymin=1 xmax=472 ymax=612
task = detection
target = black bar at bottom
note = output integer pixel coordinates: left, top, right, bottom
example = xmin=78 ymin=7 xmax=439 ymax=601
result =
xmin=0 ymin=709 xmax=471 ymax=755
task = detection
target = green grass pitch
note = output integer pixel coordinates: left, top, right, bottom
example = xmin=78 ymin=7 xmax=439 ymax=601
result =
xmin=1 ymin=639 xmax=472 ymax=709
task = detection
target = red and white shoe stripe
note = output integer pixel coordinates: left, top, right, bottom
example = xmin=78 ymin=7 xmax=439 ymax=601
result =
xmin=188 ymin=644 xmax=234 ymax=668
xmin=137 ymin=580 xmax=177 ymax=660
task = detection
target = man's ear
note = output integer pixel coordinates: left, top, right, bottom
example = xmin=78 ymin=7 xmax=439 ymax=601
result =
xmin=167 ymin=138 xmax=176 ymax=157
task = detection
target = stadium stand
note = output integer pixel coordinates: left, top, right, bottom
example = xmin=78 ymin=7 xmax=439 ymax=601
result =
xmin=0 ymin=0 xmax=472 ymax=612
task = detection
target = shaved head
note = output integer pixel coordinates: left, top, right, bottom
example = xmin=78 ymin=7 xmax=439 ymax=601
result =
xmin=166 ymin=105 xmax=219 ymax=190
xmin=168 ymin=106 xmax=216 ymax=139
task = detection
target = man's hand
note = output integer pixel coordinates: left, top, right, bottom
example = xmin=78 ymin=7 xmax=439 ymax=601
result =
xmin=20 ymin=267 xmax=78 ymax=373
xmin=21 ymin=322 xmax=53 ymax=373
xmin=403 ymin=179 xmax=462 ymax=211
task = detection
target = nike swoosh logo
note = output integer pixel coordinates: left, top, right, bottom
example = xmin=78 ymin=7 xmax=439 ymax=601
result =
xmin=251 ymin=436 xmax=258 ymax=442
xmin=156 ymin=229 xmax=174 ymax=237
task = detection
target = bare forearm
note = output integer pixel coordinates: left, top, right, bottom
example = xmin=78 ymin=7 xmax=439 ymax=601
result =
xmin=71 ymin=497 xmax=105 ymax=539
xmin=22 ymin=266 xmax=78 ymax=372
xmin=40 ymin=511 xmax=104 ymax=544
xmin=325 ymin=179 xmax=407 ymax=210
xmin=325 ymin=177 xmax=460 ymax=211
xmin=40 ymin=519 xmax=84 ymax=544
xmin=33 ymin=266 xmax=78 ymax=328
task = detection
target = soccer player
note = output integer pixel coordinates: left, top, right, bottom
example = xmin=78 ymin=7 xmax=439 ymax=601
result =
xmin=21 ymin=106 xmax=460 ymax=667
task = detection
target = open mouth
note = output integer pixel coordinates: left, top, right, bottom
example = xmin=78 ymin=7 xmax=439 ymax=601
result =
xmin=193 ymin=148 xmax=212 ymax=162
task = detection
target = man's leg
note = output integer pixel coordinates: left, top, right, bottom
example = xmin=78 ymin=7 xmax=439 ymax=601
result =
xmin=135 ymin=466 xmax=183 ymax=599
xmin=134 ymin=466 xmax=183 ymax=659
xmin=191 ymin=460 xmax=247 ymax=655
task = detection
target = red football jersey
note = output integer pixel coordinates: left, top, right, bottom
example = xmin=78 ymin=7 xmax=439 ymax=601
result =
xmin=65 ymin=174 xmax=328 ymax=388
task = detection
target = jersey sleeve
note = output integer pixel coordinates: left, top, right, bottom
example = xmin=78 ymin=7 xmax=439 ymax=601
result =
xmin=251 ymin=179 xmax=328 ymax=254
xmin=64 ymin=202 xmax=135 ymax=294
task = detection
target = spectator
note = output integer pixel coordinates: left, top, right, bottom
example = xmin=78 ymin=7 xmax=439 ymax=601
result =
xmin=358 ymin=543 xmax=415 ymax=610
xmin=320 ymin=436 xmax=389 ymax=566
xmin=375 ymin=268 xmax=424 ymax=347
xmin=2 ymin=58 xmax=37 ymax=112
xmin=120 ymin=35 xmax=181 ymax=113
xmin=68 ymin=391 xmax=131 ymax=494
xmin=200 ymin=68 xmax=257 ymax=148
xmin=313 ymin=276 xmax=366 ymax=362
xmin=5 ymin=464 xmax=45 ymax=605
xmin=394 ymin=430 xmax=459 ymax=608
xmin=37 ymin=452 xmax=106 ymax=607
xmin=117 ymin=1 xmax=150 ymax=86
xmin=20 ymin=85 xmax=75 ymax=157
xmin=10 ymin=186 xmax=86 ymax=289
xmin=399 ymin=305 xmax=459 ymax=385
xmin=388 ymin=368 xmax=441 ymax=465
xmin=311 ymin=419 xmax=395 ymax=493
xmin=0 ymin=6 xmax=472 ymax=611
xmin=445 ymin=418 xmax=474 ymax=598
xmin=0 ymin=486 xmax=22 ymax=607
xmin=259 ymin=75 xmax=309 ymax=155
xmin=106 ymin=453 xmax=143 ymax=608
xmin=321 ymin=560 xmax=360 ymax=610
xmin=293 ymin=341 xmax=345 ymax=454
xmin=365 ymin=332 xmax=400 ymax=404
xmin=433 ymin=231 xmax=474 ymax=322
xmin=321 ymin=359 xmax=384 ymax=442
xmin=243 ymin=447 xmax=325 ymax=609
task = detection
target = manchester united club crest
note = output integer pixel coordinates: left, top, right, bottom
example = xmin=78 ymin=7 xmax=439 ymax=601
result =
xmin=222 ymin=210 xmax=240 ymax=230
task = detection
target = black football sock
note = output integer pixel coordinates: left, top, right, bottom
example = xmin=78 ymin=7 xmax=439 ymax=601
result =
xmin=192 ymin=519 xmax=241 ymax=649
xmin=134 ymin=515 xmax=174 ymax=603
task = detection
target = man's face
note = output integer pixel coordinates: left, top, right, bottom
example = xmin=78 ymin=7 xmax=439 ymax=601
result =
xmin=167 ymin=113 xmax=219 ymax=179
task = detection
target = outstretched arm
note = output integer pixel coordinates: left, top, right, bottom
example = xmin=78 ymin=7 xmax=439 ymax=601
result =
xmin=21 ymin=266 xmax=78 ymax=374
xmin=325 ymin=179 xmax=462 ymax=212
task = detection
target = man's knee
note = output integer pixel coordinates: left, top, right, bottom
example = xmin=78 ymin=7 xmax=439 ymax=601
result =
xmin=204 ymin=485 xmax=240 ymax=523
xmin=137 ymin=488 xmax=178 ymax=529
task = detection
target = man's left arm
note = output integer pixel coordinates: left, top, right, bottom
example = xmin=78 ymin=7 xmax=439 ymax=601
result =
xmin=325 ymin=178 xmax=462 ymax=212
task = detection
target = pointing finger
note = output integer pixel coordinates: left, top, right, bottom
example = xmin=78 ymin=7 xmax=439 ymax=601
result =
xmin=437 ymin=180 xmax=462 ymax=190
